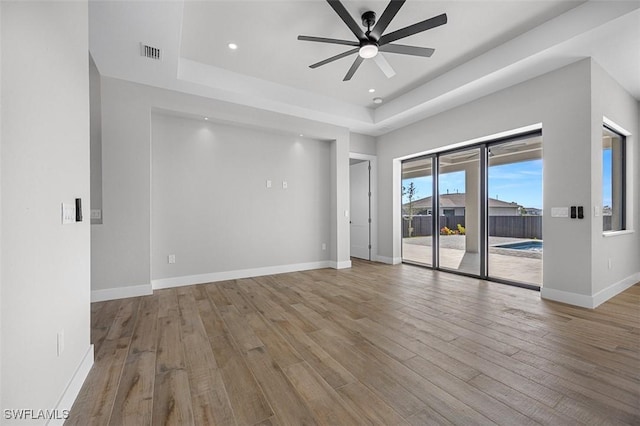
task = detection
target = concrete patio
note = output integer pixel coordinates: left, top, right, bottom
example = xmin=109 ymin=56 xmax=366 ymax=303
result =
xmin=402 ymin=236 xmax=542 ymax=286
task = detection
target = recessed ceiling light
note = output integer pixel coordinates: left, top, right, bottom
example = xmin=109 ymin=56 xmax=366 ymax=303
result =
xmin=204 ymin=117 xmax=209 ymax=120
xmin=368 ymin=88 xmax=376 ymax=93
xmin=299 ymin=134 xmax=304 ymax=137
xmin=228 ymin=43 xmax=238 ymax=50
xmin=373 ymin=97 xmax=383 ymax=104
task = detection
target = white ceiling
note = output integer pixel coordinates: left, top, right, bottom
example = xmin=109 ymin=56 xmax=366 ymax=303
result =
xmin=89 ymin=0 xmax=640 ymax=136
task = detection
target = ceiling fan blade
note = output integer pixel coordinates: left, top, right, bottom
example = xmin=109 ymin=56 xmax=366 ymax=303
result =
xmin=298 ymin=35 xmax=359 ymax=47
xmin=309 ymin=48 xmax=359 ymax=69
xmin=370 ymin=0 xmax=406 ymax=40
xmin=327 ymin=0 xmax=366 ymax=40
xmin=343 ymin=56 xmax=364 ymax=81
xmin=373 ymin=54 xmax=396 ymax=78
xmin=380 ymin=44 xmax=435 ymax=57
xmin=379 ymin=13 xmax=447 ymax=45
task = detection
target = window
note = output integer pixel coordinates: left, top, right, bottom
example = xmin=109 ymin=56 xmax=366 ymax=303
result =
xmin=602 ymin=125 xmax=626 ymax=231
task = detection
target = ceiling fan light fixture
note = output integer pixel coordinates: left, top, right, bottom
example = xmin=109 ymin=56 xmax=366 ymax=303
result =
xmin=298 ymin=1 xmax=448 ymax=81
xmin=359 ymin=42 xmax=378 ymax=59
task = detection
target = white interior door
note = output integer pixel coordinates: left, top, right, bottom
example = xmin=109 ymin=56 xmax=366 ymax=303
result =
xmin=350 ymin=161 xmax=370 ymax=260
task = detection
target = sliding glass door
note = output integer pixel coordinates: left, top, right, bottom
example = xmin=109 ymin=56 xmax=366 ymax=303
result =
xmin=401 ymin=131 xmax=543 ymax=289
xmin=487 ymin=135 xmax=542 ymax=287
xmin=401 ymin=156 xmax=433 ymax=266
xmin=438 ymin=148 xmax=481 ymax=275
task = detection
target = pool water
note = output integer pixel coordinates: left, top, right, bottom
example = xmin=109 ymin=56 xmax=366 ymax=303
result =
xmin=495 ymin=241 xmax=543 ymax=252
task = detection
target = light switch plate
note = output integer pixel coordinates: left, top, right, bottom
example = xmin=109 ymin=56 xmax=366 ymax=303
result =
xmin=62 ymin=203 xmax=75 ymax=224
xmin=550 ymin=207 xmax=569 ymax=218
xmin=90 ymin=209 xmax=102 ymax=220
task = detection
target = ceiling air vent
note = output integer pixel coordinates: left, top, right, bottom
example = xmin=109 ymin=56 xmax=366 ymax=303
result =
xmin=141 ymin=43 xmax=161 ymax=61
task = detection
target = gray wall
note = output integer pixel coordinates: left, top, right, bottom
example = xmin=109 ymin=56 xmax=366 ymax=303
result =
xmin=377 ymin=59 xmax=611 ymax=301
xmin=590 ymin=60 xmax=640 ymax=296
xmin=0 ymin=2 xmax=3 ymax=410
xmin=350 ymin=132 xmax=376 ymax=155
xmin=89 ymin=55 xmax=103 ymax=224
xmin=1 ymin=0 xmax=91 ymax=415
xmin=93 ymin=76 xmax=351 ymax=297
xmin=151 ymin=113 xmax=331 ymax=280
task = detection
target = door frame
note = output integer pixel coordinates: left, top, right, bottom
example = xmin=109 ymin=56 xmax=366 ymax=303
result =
xmin=350 ymin=152 xmax=377 ymax=261
xmin=400 ymin=130 xmax=542 ymax=290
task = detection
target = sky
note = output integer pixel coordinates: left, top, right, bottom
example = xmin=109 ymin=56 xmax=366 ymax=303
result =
xmin=603 ymin=148 xmax=612 ymax=208
xmin=403 ymin=158 xmax=544 ymax=209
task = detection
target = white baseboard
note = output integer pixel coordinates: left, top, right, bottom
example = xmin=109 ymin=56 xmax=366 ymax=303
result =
xmin=330 ymin=260 xmax=352 ymax=270
xmin=541 ymin=272 xmax=640 ymax=309
xmin=152 ymin=261 xmax=332 ymax=290
xmin=91 ymin=283 xmax=153 ymax=303
xmin=375 ymin=255 xmax=402 ymax=265
xmin=48 ymin=344 xmax=94 ymax=426
xmin=540 ymin=288 xmax=593 ymax=308
xmin=592 ymin=272 xmax=640 ymax=308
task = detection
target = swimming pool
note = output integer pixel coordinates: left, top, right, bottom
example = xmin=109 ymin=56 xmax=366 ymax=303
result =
xmin=494 ymin=241 xmax=543 ymax=252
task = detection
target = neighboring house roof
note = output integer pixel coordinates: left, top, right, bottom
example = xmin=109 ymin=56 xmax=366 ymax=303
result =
xmin=404 ymin=193 xmax=520 ymax=209
xmin=522 ymin=207 xmax=542 ymax=214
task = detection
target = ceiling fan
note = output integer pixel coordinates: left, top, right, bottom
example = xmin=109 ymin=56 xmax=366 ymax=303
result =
xmin=298 ymin=0 xmax=447 ymax=81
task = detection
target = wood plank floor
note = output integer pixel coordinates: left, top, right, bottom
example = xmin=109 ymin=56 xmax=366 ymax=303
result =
xmin=68 ymin=260 xmax=640 ymax=425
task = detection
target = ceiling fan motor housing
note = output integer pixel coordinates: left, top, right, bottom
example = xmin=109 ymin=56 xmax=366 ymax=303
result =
xmin=360 ymin=10 xmax=379 ymax=58
xmin=362 ymin=11 xmax=377 ymax=32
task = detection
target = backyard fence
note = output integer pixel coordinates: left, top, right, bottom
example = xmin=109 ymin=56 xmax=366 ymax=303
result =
xmin=490 ymin=216 xmax=542 ymax=239
xmin=403 ymin=215 xmax=542 ymax=239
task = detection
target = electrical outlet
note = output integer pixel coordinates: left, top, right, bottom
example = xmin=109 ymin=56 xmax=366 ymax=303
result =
xmin=168 ymin=254 xmax=176 ymax=264
xmin=321 ymin=243 xmax=326 ymax=251
xmin=266 ymin=180 xmax=272 ymax=188
xmin=282 ymin=181 xmax=288 ymax=189
xmin=90 ymin=209 xmax=102 ymax=220
xmin=57 ymin=330 xmax=64 ymax=356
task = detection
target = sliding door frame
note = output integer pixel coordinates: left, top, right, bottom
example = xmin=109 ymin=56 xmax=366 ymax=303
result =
xmin=400 ymin=129 xmax=542 ymax=291
xmin=431 ymin=156 xmax=439 ymax=268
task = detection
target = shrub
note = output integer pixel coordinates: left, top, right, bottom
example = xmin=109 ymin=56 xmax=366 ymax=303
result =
xmin=457 ymin=224 xmax=466 ymax=235
xmin=440 ymin=226 xmax=454 ymax=235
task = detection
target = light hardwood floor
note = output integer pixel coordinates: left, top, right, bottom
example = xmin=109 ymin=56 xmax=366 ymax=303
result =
xmin=68 ymin=260 xmax=640 ymax=425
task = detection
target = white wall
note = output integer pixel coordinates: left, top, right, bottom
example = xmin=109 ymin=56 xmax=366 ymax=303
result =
xmin=1 ymin=1 xmax=92 ymax=422
xmin=151 ymin=113 xmax=331 ymax=286
xmin=350 ymin=132 xmax=376 ymax=156
xmin=590 ymin=60 xmax=640 ymax=302
xmin=93 ymin=77 xmax=351 ymax=300
xmin=377 ymin=60 xmax=597 ymax=302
